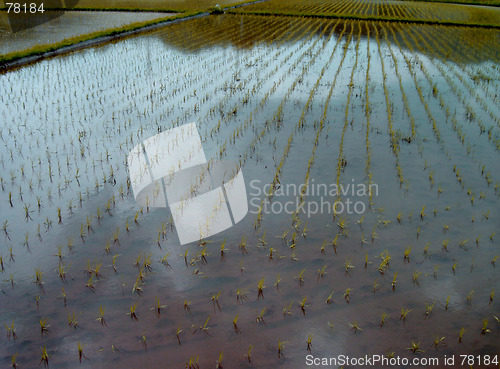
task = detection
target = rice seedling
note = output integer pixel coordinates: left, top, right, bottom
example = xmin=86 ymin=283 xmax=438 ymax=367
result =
xmin=299 ymin=296 xmax=308 ymax=315
xmin=380 ymin=313 xmax=389 ymax=328
xmin=349 ymin=321 xmax=362 ymax=333
xmin=283 ymin=302 xmax=292 ymax=317
xmin=407 ymin=340 xmax=424 ymax=353
xmin=424 ymin=302 xmax=434 ymax=319
xmin=112 ymin=254 xmax=120 ymax=273
xmin=278 ymin=339 xmax=287 ymax=358
xmin=400 ymin=308 xmax=411 ymax=322
xmin=127 ymin=303 xmax=138 ymax=321
xmin=239 ymin=235 xmax=248 ymax=254
xmin=5 ymin=320 xmax=17 ymax=340
xmin=57 ymin=262 xmax=70 ymax=281
xmin=32 ymin=268 xmax=44 ymax=287
xmin=68 ymin=312 xmax=80 ymax=329
xmin=296 ymin=269 xmax=307 ymax=285
xmin=256 ymin=307 xmax=267 ymax=324
xmin=343 ymin=288 xmax=352 ymax=303
xmin=317 ymin=265 xmax=326 ymax=280
xmin=466 ymin=290 xmax=474 ymax=305
xmin=257 ymin=278 xmax=266 ymax=298
xmin=404 ymin=246 xmax=412 ymax=261
xmin=433 ymin=336 xmax=446 ymax=349
xmin=306 ymin=333 xmax=313 ymax=352
xmin=481 ymin=319 xmax=491 ymax=335
xmin=176 ymin=325 xmax=183 ymax=345
xmin=185 ymin=354 xmax=200 ymax=369
xmin=412 ymin=270 xmax=422 ymax=285
xmin=184 ymin=300 xmax=191 ymax=312
xmin=10 ymin=353 xmax=18 ymax=368
xmin=58 ymin=287 xmax=67 ymax=307
xmin=244 ymin=344 xmax=253 ymax=363
xmin=39 ymin=346 xmax=50 ymax=368
xmin=392 ymin=273 xmax=398 ymax=290
xmin=344 ymin=259 xmax=354 ymax=273
xmin=211 ymin=292 xmax=221 ymax=312
xmin=96 ymin=305 xmax=107 ymax=326
xmin=458 ymin=327 xmax=466 ymax=343
xmin=371 ymin=225 xmax=378 ymax=242
xmin=77 ymin=341 xmax=87 ymax=362
xmin=39 ymin=317 xmax=49 ymax=336
xmin=220 ymin=240 xmax=228 ymax=259
xmin=420 ymin=206 xmax=426 ymax=219
xmin=113 ymin=227 xmax=120 ymax=245
xmin=489 ymin=289 xmax=494 ymax=304
xmin=138 ymin=333 xmax=148 ymax=351
xmin=235 ymin=288 xmax=249 ymax=304
xmin=325 ymin=290 xmax=335 ymax=304
xmin=192 ymin=316 xmax=211 ymax=335
xmin=215 ymin=352 xmax=224 ymax=369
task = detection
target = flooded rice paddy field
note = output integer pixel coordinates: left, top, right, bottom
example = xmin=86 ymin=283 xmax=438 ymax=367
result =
xmin=0 ymin=10 xmax=176 ymax=56
xmin=0 ymin=14 xmax=499 ymax=369
xmin=231 ymin=0 xmax=500 ymax=26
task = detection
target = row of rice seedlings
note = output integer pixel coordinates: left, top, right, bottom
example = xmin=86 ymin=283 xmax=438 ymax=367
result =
xmin=187 ymin=19 xmax=327 ymax=198
xmin=219 ymin=18 xmax=327 ymax=152
xmin=200 ymin=17 xmax=299 ymax=128
xmin=244 ymin=22 xmax=340 ymax=227
xmin=373 ymin=24 xmax=406 ymax=187
xmin=240 ymin=19 xmax=331 ymax=152
xmin=335 ymin=22 xmax=362 ymax=194
xmin=404 ymin=24 xmax=500 ymax=144
xmin=422 ymin=23 xmax=500 ymax=84
xmin=149 ymin=21 xmax=332 ymax=204
xmin=191 ymin=17 xmax=292 ymax=129
xmin=406 ymin=21 xmax=498 ymax=130
xmin=296 ymin=20 xmax=348 ymax=213
xmin=362 ymin=22 xmax=378 ymax=209
xmin=378 ymin=23 xmax=456 ymax=203
xmin=0 ymin=16 xmax=265 ymax=264
xmin=188 ymin=17 xmax=320 ymax=148
xmin=392 ymin=24 xmax=498 ymax=191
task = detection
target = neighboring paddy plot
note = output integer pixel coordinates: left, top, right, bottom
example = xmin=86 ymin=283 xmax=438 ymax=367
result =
xmin=230 ymin=0 xmax=500 ymax=27
xmin=0 ymin=10 xmax=177 ymax=56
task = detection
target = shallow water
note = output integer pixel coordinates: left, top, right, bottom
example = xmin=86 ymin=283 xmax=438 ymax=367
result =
xmin=0 ymin=14 xmax=499 ymax=369
xmin=0 ymin=10 xmax=175 ymax=55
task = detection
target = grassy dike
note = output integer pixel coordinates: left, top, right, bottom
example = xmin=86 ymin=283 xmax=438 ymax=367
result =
xmin=0 ymin=12 xmax=204 ymax=67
